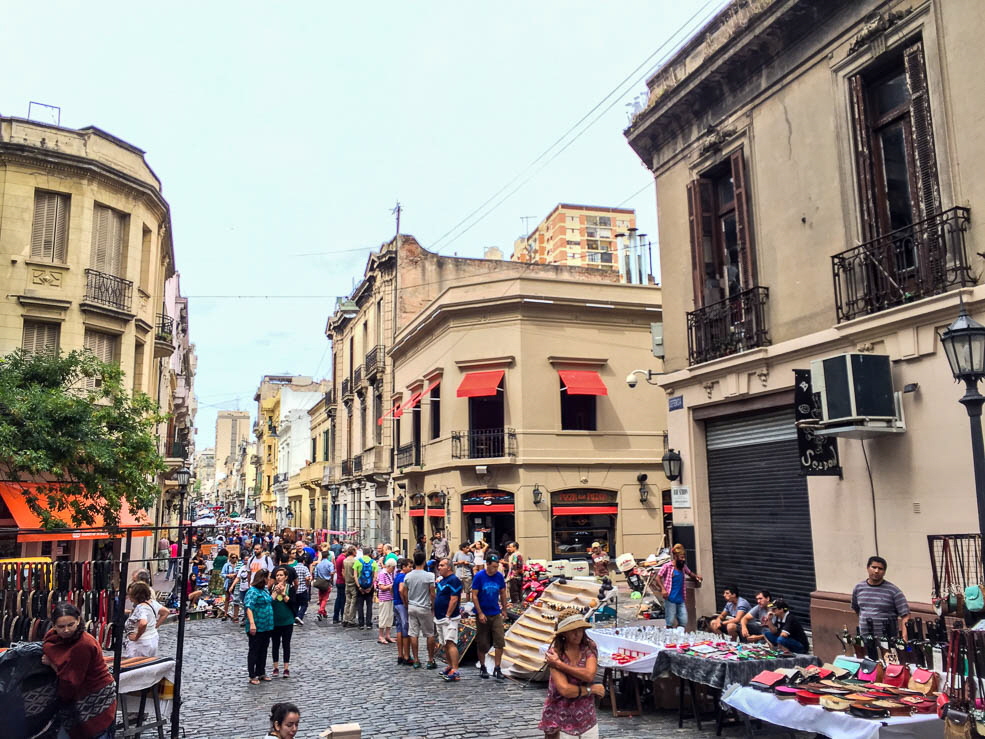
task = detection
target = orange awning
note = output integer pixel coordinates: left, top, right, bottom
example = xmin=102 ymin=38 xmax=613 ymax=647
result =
xmin=558 ymin=370 xmax=608 ymax=395
xmin=378 ymin=398 xmax=403 ymax=426
xmin=457 ymin=370 xmax=504 ymax=398
xmin=0 ymin=482 xmax=152 ymax=542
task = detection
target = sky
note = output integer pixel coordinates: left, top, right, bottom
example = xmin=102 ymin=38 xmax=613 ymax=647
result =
xmin=4 ymin=0 xmax=727 ymax=448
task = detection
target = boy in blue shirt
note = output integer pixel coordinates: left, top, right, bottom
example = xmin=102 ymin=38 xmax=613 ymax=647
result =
xmin=392 ymin=558 xmax=412 ymax=665
xmin=470 ymin=553 xmax=508 ymax=679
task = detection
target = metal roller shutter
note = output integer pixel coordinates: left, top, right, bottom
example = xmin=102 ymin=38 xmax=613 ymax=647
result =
xmin=706 ymin=409 xmax=816 ymax=626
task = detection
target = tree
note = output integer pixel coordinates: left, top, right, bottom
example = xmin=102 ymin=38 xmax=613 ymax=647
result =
xmin=0 ymin=349 xmax=166 ymax=529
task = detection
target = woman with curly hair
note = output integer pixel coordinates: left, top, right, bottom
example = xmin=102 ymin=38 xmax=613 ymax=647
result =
xmin=263 ymin=702 xmax=300 ymax=738
xmin=538 ymin=609 xmax=605 ymax=739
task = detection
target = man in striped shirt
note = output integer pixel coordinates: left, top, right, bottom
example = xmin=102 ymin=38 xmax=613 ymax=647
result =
xmin=851 ymin=556 xmax=910 ymax=636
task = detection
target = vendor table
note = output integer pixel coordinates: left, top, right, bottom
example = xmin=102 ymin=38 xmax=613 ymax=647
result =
xmin=116 ymin=657 xmax=175 ymax=739
xmin=722 ymin=685 xmax=944 ymax=739
xmin=651 ymin=650 xmax=821 ymax=732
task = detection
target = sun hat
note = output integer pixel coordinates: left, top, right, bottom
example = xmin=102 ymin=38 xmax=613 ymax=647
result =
xmin=555 ymin=611 xmax=592 ymax=635
xmin=591 ymin=541 xmax=601 ymax=549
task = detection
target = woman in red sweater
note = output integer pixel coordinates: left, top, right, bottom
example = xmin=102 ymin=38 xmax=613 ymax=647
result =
xmin=42 ymin=602 xmax=117 ymax=739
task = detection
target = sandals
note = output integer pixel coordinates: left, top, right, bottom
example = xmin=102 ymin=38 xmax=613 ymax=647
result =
xmin=377 ymin=639 xmax=388 ymax=644
xmin=260 ymin=675 xmax=272 ymax=682
xmin=249 ymin=678 xmax=260 ymax=685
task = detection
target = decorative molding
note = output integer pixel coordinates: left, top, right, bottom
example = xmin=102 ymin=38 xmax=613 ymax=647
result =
xmin=454 ymin=355 xmax=516 ymax=370
xmin=756 ymin=366 xmax=769 ymax=387
xmin=547 ymin=356 xmax=608 ymax=367
xmin=30 ymin=269 xmax=62 ymax=288
xmin=80 ymin=301 xmax=134 ymax=324
xmin=697 ymin=124 xmax=738 ymax=156
xmin=856 ymin=342 xmax=875 ymax=353
xmin=702 ymin=380 xmax=716 ymax=399
xmin=848 ymin=9 xmax=914 ymax=55
xmin=16 ymin=294 xmax=71 ymax=312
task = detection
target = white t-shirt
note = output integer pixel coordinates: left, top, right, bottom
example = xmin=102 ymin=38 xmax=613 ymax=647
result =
xmin=126 ymin=602 xmax=158 ymax=642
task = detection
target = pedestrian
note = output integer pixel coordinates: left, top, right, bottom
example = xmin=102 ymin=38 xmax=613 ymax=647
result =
xmin=539 ymin=609 xmax=605 ymax=739
xmin=333 ymin=545 xmax=348 ymax=625
xmin=434 ymin=557 xmax=463 ymax=682
xmin=230 ymin=555 xmax=253 ymax=624
xmin=342 ymin=546 xmax=359 ymax=627
xmin=42 ymin=603 xmax=116 ymax=739
xmin=376 ymin=558 xmax=395 ymax=644
xmin=220 ymin=552 xmax=240 ymax=621
xmin=588 ymin=542 xmax=610 ymax=579
xmin=269 ymin=566 xmax=297 ymax=678
xmin=763 ymin=598 xmax=809 ymax=654
xmin=401 ymin=551 xmax=437 ymax=669
xmin=244 ymin=569 xmax=274 ymax=685
xmin=452 ymin=541 xmax=474 ymax=600
xmin=472 ymin=553 xmax=507 ymax=679
xmin=124 ymin=582 xmax=159 ymax=658
xmin=128 ymin=569 xmax=169 ymax=629
xmin=247 ymin=543 xmax=275 ymax=576
xmin=157 ymin=534 xmax=170 ymax=573
xmin=263 ymin=702 xmax=300 ymax=739
xmin=393 ymin=558 xmax=412 ymax=665
xmin=657 ymin=543 xmax=702 ymax=629
xmin=431 ymin=530 xmax=450 ymax=561
xmin=472 ymin=539 xmax=488 ymax=573
xmin=330 ymin=537 xmax=342 ymax=558
xmin=287 ymin=548 xmax=311 ymax=625
xmin=505 ymin=541 xmax=525 ymax=605
xmin=383 ymin=543 xmax=398 ymax=567
xmin=415 ymin=535 xmax=426 ymax=554
xmin=312 ymin=548 xmax=335 ymax=622
xmin=166 ymin=539 xmax=179 ymax=580
xmin=852 ymin=555 xmax=911 ymax=636
xmin=353 ymin=549 xmax=378 ymax=630
xmin=210 ymin=548 xmax=228 ymax=597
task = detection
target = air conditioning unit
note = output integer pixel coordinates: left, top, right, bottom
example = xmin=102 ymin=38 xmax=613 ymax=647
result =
xmin=809 ymin=353 xmax=905 ymax=439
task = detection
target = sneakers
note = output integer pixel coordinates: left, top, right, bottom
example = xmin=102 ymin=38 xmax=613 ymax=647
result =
xmin=442 ymin=670 xmax=461 ymax=682
xmin=479 ymin=665 xmax=490 ymax=679
xmin=493 ymin=667 xmax=505 ymax=680
xmin=413 ymin=661 xmax=422 ymax=669
xmin=426 ymin=660 xmax=438 ymax=670
xmin=295 ymin=617 xmax=304 ymax=626
xmin=271 ymin=667 xmax=279 ymax=677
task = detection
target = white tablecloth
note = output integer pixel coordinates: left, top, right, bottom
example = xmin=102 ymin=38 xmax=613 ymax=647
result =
xmin=723 ymin=685 xmax=944 ymax=739
xmin=585 ymin=629 xmax=662 ymax=675
xmin=118 ymin=658 xmax=175 ymax=721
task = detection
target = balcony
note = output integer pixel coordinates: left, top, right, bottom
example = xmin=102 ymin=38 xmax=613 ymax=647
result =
xmin=324 ymin=388 xmax=334 ymax=407
xmin=365 ymin=345 xmax=384 ymax=379
xmin=353 ymin=365 xmax=363 ymax=387
xmin=341 ymin=377 xmax=352 ymax=399
xmin=273 ymin=472 xmax=288 ymax=485
xmin=154 ymin=313 xmax=174 ymax=357
xmin=353 ymin=455 xmax=363 ymax=475
xmin=451 ymin=428 xmax=517 ymax=460
xmin=686 ymin=286 xmax=770 ymax=366
xmin=832 ymin=207 xmax=973 ymax=323
xmin=83 ymin=268 xmax=133 ymax=314
xmin=341 ymin=458 xmax=353 ymax=478
xmin=395 ymin=441 xmax=419 ymax=468
xmin=163 ymin=441 xmax=187 ymax=470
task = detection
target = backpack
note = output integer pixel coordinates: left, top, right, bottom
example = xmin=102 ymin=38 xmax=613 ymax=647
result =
xmin=357 ymin=557 xmax=375 ymax=589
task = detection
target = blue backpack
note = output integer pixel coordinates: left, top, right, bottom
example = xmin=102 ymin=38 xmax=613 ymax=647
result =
xmin=357 ymin=557 xmax=374 ymax=589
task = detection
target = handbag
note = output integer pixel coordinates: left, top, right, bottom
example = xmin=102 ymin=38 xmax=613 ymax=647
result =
xmin=858 ymin=659 xmax=884 ymax=683
xmin=749 ymin=670 xmax=786 ymax=691
xmin=820 ymin=695 xmax=851 ymax=711
xmin=313 ymin=577 xmax=331 ymax=591
xmin=966 ymin=585 xmax=985 ymax=613
xmin=944 ymin=709 xmax=973 ymax=739
xmin=936 ymin=540 xmax=956 ymax=616
xmin=849 ymin=703 xmax=889 ymax=719
xmin=884 ymin=663 xmax=909 ymax=687
xmin=908 ymin=667 xmax=940 ymax=694
xmin=833 ymin=655 xmax=861 ymax=677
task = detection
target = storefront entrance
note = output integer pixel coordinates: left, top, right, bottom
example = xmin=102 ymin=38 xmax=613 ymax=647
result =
xmin=462 ymin=489 xmax=515 ymax=553
xmin=550 ymin=490 xmax=617 ymax=559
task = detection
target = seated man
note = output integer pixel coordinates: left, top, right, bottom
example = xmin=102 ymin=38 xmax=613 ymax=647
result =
xmin=709 ymin=584 xmax=750 ymax=636
xmin=739 ymin=590 xmax=772 ymax=642
xmin=763 ymin=598 xmax=809 ymax=654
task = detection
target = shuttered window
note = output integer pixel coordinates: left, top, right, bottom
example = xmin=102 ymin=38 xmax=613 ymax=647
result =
xmin=90 ymin=205 xmax=127 ymax=276
xmin=83 ymin=329 xmax=119 ymax=364
xmin=133 ymin=340 xmax=145 ymax=393
xmin=21 ymin=320 xmax=60 ymax=355
xmin=30 ymin=191 xmax=70 ymax=263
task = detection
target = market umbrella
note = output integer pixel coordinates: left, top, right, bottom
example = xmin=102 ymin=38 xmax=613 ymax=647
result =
xmin=192 ymin=517 xmax=216 ymax=527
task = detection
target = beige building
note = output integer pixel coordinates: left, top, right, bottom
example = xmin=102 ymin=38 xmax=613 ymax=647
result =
xmin=626 ymin=0 xmax=984 ymax=658
xmin=511 ymin=204 xmax=639 ymax=275
xmin=216 ymin=410 xmax=251 ymax=481
xmin=389 ymin=275 xmax=669 ymax=560
xmin=0 ymin=116 xmax=195 ymax=558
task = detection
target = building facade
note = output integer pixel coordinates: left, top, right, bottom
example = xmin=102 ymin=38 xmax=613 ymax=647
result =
xmin=510 ymin=204 xmax=638 ymax=274
xmin=0 ymin=116 xmax=195 ymax=558
xmin=626 ymin=0 xmax=984 ymax=658
xmin=215 ymin=410 xmax=251 ymax=482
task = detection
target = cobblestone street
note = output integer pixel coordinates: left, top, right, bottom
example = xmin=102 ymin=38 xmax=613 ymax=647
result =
xmin=158 ymin=607 xmax=732 ymax=739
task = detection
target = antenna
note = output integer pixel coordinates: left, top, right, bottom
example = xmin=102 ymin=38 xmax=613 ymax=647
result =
xmin=519 ymin=215 xmax=536 ymax=236
xmin=27 ymin=102 xmax=61 ymax=126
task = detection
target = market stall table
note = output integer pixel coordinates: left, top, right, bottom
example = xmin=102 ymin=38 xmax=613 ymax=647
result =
xmin=586 ymin=628 xmax=663 ymax=716
xmin=114 ymin=656 xmax=176 ymax=739
xmin=722 ymin=684 xmax=944 ymax=739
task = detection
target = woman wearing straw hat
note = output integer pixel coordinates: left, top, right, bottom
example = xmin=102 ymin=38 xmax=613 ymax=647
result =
xmin=538 ymin=608 xmax=605 ymax=739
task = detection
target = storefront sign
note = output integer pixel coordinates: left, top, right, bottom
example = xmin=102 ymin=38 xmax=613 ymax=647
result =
xmin=793 ymin=369 xmax=842 ymax=477
xmin=553 ymin=491 xmax=616 ymax=505
xmin=462 ymin=489 xmax=515 ymax=513
xmin=668 ymin=395 xmax=684 ymax=411
xmin=670 ymin=486 xmax=690 ymax=509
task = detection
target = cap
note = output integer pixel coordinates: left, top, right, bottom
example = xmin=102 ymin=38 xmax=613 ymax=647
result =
xmin=591 ymin=542 xmax=601 ymax=549
xmin=487 ymin=553 xmax=500 ymax=563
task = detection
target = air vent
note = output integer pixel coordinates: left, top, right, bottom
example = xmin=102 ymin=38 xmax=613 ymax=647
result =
xmin=913 ymin=502 xmax=921 ymax=514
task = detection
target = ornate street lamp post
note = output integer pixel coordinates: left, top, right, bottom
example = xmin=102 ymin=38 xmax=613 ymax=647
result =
xmin=171 ymin=467 xmax=191 ymax=738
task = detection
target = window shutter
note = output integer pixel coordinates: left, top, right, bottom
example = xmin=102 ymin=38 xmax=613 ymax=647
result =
xmin=849 ymin=74 xmax=878 ymax=242
xmin=31 ymin=192 xmax=69 ymax=262
xmin=730 ymin=147 xmax=756 ymax=289
xmin=52 ymin=194 xmax=68 ymax=263
xmin=91 ymin=206 xmax=110 ymax=271
xmin=686 ymin=178 xmax=715 ymax=307
xmin=904 ymin=40 xmax=941 ymax=222
xmin=84 ymin=329 xmax=117 ymax=364
xmin=22 ymin=321 xmax=59 ymax=355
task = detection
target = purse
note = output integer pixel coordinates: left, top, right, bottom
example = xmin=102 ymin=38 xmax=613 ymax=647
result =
xmin=935 ymin=540 xmax=956 ymax=616
xmin=795 ymin=690 xmax=820 ymax=706
xmin=849 ymin=703 xmax=889 ymax=719
xmin=774 ymin=686 xmax=800 ymax=699
xmin=749 ymin=670 xmax=786 ymax=691
xmin=908 ymin=667 xmax=939 ymax=695
xmin=884 ymin=663 xmax=910 ymax=687
xmin=819 ymin=695 xmax=851 ymax=711
xmin=832 ymin=655 xmax=861 ymax=677
xmin=313 ymin=577 xmax=331 ymax=591
xmin=858 ymin=659 xmax=884 ymax=683
xmin=944 ymin=709 xmax=973 ymax=739
xmin=872 ymin=699 xmax=910 ymax=716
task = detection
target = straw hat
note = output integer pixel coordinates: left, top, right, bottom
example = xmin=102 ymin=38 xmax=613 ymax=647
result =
xmin=555 ymin=608 xmax=591 ymax=635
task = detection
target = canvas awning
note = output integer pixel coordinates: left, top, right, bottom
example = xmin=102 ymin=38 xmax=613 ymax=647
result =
xmin=558 ymin=370 xmax=607 ymax=395
xmin=456 ymin=370 xmax=504 ymax=398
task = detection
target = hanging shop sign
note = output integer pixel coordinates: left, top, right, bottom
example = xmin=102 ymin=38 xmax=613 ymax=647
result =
xmin=793 ymin=369 xmax=842 ymax=477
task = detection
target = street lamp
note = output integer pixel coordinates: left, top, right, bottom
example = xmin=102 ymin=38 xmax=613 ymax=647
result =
xmin=939 ymin=301 xmax=985 ymax=555
xmin=662 ymin=448 xmax=683 ymax=483
xmin=171 ymin=467 xmax=191 ymax=739
xmin=532 ymin=484 xmax=543 ymax=505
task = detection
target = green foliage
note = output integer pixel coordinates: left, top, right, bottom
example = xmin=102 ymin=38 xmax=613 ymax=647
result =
xmin=0 ymin=349 xmax=166 ymax=530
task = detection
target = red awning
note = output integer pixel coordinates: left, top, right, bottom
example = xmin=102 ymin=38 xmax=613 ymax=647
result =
xmin=457 ymin=370 xmax=504 ymax=398
xmin=378 ymin=398 xmax=404 ymax=425
xmin=0 ymin=482 xmax=152 ymax=542
xmin=408 ymin=508 xmax=425 ymax=518
xmin=426 ymin=509 xmax=445 ymax=517
xmin=399 ymin=391 xmax=424 ymax=415
xmin=462 ymin=504 xmax=515 ymax=513
xmin=558 ymin=370 xmax=607 ymax=395
xmin=552 ymin=505 xmax=618 ymax=516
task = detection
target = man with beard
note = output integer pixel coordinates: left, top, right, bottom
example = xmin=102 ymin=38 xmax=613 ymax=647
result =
xmin=657 ymin=543 xmax=702 ymax=629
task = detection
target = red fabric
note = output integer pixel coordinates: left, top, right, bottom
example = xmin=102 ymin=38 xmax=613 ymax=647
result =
xmin=462 ymin=504 xmax=515 ymax=513
xmin=426 ymin=509 xmax=445 ymax=517
xmin=42 ymin=629 xmax=116 ymax=738
xmin=456 ymin=370 xmax=504 ymax=398
xmin=335 ymin=553 xmax=346 ymax=585
xmin=558 ymin=370 xmax=608 ymax=395
xmin=378 ymin=399 xmax=403 ymax=425
xmin=552 ymin=505 xmax=618 ymax=515
xmin=408 ymin=509 xmax=425 ymax=517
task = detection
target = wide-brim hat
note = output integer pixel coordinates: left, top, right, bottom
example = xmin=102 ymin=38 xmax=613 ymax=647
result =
xmin=555 ymin=613 xmax=592 ymax=635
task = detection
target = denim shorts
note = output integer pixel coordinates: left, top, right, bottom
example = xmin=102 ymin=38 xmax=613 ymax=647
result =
xmin=393 ymin=603 xmax=409 ymax=637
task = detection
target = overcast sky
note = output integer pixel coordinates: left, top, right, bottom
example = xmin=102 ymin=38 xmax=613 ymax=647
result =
xmin=5 ymin=1 xmax=725 ymax=448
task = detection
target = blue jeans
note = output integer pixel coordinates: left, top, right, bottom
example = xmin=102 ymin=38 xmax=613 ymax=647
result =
xmin=166 ymin=557 xmax=178 ymax=580
xmin=664 ymin=600 xmax=687 ymax=628
xmin=763 ymin=629 xmax=805 ymax=653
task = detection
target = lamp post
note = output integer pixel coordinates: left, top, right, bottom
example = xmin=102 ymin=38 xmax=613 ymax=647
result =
xmin=939 ymin=302 xmax=985 ymax=553
xmin=171 ymin=467 xmax=191 ymax=739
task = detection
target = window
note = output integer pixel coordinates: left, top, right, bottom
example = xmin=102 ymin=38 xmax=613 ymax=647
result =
xmin=83 ymin=328 xmax=119 ymax=389
xmin=566 ymin=239 xmax=580 ymax=246
xmin=329 ymin=420 xmax=336 ymax=462
xmin=560 ymin=379 xmax=597 ymax=431
xmin=686 ymin=147 xmax=755 ymax=307
xmin=375 ymin=391 xmax=383 ymax=444
xmin=322 ymin=429 xmax=330 ymax=462
xmin=31 ymin=191 xmax=69 ymax=263
xmin=90 ymin=204 xmax=127 ymax=276
xmin=598 ymin=216 xmax=611 ymax=227
xmin=22 ymin=320 xmax=60 ymax=355
xmin=588 ymin=252 xmax=601 ymax=263
xmin=429 ymin=382 xmax=441 ymax=440
xmin=133 ymin=339 xmax=145 ymax=393
xmin=139 ymin=226 xmax=152 ymax=292
xmin=359 ymin=396 xmax=368 ymax=450
xmin=850 ymin=39 xmax=939 ymax=245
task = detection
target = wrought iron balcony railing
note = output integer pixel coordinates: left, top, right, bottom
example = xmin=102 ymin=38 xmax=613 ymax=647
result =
xmin=395 ymin=442 xmax=419 ymax=468
xmin=324 ymin=388 xmax=334 ymax=407
xmin=352 ymin=455 xmax=363 ymax=474
xmin=155 ymin=313 xmax=174 ymax=343
xmin=353 ymin=365 xmax=363 ymax=386
xmin=341 ymin=458 xmax=353 ymax=478
xmin=341 ymin=377 xmax=352 ymax=398
xmin=832 ymin=207 xmax=973 ymax=323
xmin=166 ymin=441 xmax=187 ymax=460
xmin=451 ymin=428 xmax=517 ymax=460
xmin=84 ymin=268 xmax=133 ymax=312
xmin=686 ymin=286 xmax=770 ymax=366
xmin=365 ymin=345 xmax=384 ymax=378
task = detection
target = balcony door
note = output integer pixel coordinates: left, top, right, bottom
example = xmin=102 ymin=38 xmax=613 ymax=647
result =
xmin=468 ymin=379 xmax=504 ymax=458
xmin=90 ymin=205 xmax=126 ymax=276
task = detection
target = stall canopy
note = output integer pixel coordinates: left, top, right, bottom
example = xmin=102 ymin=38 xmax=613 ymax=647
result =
xmin=456 ymin=370 xmax=504 ymax=398
xmin=0 ymin=482 xmax=151 ymax=542
xmin=558 ymin=370 xmax=607 ymax=395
